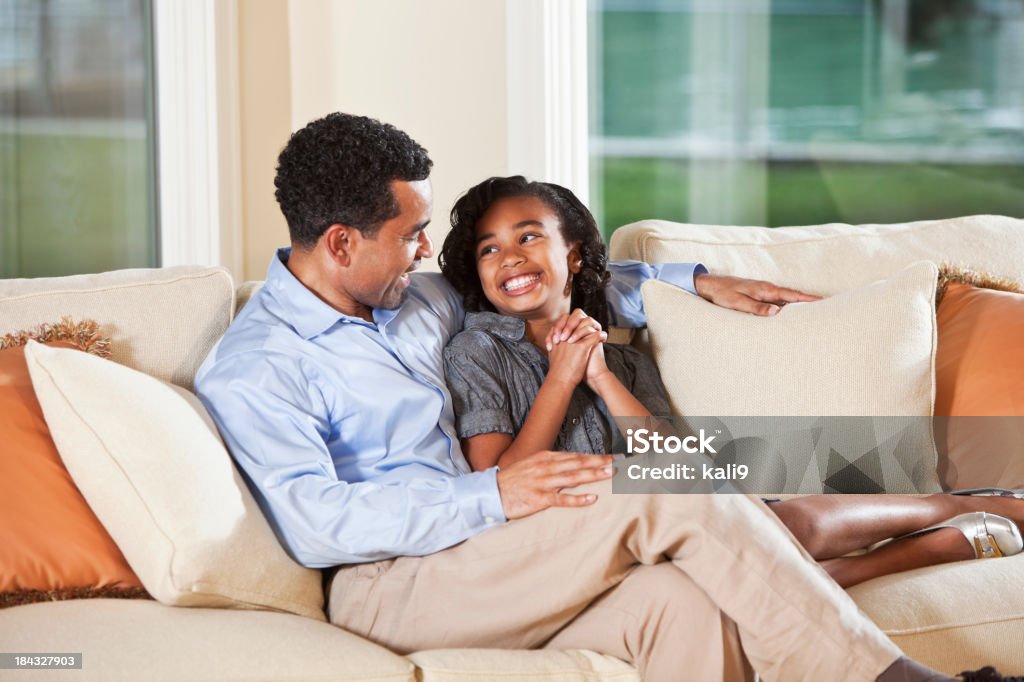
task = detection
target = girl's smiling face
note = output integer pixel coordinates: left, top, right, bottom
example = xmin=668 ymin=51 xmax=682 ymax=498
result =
xmin=473 ymin=194 xmax=582 ymax=321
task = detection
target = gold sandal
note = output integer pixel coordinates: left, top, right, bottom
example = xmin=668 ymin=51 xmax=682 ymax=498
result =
xmin=903 ymin=512 xmax=1023 ymax=559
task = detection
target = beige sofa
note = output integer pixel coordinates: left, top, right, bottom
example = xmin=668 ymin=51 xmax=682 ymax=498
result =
xmin=1 ymin=215 xmax=1023 ymax=681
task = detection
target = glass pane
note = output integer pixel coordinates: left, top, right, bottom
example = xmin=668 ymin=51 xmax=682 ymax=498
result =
xmin=0 ymin=0 xmax=157 ymax=278
xmin=590 ymin=0 xmax=1024 ymax=240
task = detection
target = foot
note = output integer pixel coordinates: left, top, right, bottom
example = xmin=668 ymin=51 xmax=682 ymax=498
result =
xmin=824 ymin=527 xmax=977 ymax=588
xmin=877 ymin=656 xmax=955 ymax=681
xmin=959 ymin=666 xmax=1024 ymax=681
xmin=938 ymin=494 xmax=1024 ymax=531
xmin=877 ymin=657 xmax=1024 ymax=682
xmin=900 ymin=512 xmax=1022 ymax=561
xmin=896 ymin=526 xmax=977 ymax=564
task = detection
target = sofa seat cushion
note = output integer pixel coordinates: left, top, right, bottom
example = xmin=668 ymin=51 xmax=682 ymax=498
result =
xmin=610 ymin=215 xmax=1024 ymax=296
xmin=848 ymin=554 xmax=1024 ymax=675
xmin=408 ymin=648 xmax=640 ymax=682
xmin=0 ymin=599 xmax=413 ymax=682
xmin=0 ymin=266 xmax=234 ymax=390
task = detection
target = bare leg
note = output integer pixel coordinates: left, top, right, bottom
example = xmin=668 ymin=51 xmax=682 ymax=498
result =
xmin=822 ymin=527 xmax=974 ymax=588
xmin=768 ymin=494 xmax=1024 ymax=589
xmin=769 ymin=494 xmax=1024 ymax=560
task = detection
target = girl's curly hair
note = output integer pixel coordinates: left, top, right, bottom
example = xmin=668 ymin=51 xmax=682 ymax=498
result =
xmin=440 ymin=176 xmax=610 ymax=329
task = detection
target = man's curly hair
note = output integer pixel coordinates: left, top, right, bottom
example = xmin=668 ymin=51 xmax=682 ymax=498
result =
xmin=439 ymin=176 xmax=611 ymax=329
xmin=274 ymin=112 xmax=433 ymax=248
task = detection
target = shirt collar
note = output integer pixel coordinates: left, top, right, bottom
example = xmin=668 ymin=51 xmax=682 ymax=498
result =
xmin=266 ymin=248 xmax=369 ymax=339
xmin=463 ymin=310 xmax=527 ymax=341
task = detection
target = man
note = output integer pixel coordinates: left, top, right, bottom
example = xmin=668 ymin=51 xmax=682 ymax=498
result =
xmin=195 ymin=112 xmax=968 ymax=682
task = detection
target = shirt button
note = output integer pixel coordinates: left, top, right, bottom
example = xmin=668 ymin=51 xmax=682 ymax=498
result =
xmin=571 ymin=417 xmax=579 ymax=425
xmin=484 ymin=516 xmax=496 ymax=525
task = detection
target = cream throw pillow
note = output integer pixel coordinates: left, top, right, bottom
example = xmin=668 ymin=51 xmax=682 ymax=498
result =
xmin=23 ymin=341 xmax=326 ymax=621
xmin=643 ymin=260 xmax=938 ymax=416
xmin=642 ymin=261 xmax=941 ymax=493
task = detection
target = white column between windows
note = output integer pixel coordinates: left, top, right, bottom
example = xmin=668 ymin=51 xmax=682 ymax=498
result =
xmin=506 ymin=0 xmax=590 ymax=206
xmin=153 ymin=0 xmax=242 ymax=280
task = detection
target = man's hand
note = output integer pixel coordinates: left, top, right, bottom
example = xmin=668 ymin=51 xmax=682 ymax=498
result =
xmin=497 ymin=451 xmax=613 ymax=520
xmin=693 ymin=273 xmax=821 ymax=316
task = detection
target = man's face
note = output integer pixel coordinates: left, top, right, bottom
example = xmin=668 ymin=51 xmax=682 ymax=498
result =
xmin=345 ymin=179 xmax=434 ymax=311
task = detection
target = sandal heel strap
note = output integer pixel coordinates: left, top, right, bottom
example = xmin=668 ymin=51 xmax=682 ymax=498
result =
xmin=975 ymin=533 xmax=1003 ymax=559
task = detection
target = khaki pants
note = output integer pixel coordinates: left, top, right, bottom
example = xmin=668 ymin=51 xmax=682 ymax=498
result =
xmin=327 ymin=482 xmax=900 ymax=682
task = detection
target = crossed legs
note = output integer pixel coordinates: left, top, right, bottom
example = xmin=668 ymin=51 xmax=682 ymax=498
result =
xmin=543 ymin=563 xmax=754 ymax=681
xmin=328 ymin=482 xmax=902 ymax=682
xmin=769 ymin=494 xmax=1024 ymax=587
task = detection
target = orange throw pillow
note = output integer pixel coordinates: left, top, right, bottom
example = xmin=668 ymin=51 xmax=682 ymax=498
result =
xmin=0 ymin=320 xmax=147 ymax=607
xmin=935 ymin=283 xmax=1024 ymax=489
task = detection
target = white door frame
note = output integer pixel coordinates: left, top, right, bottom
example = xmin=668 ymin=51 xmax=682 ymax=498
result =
xmin=153 ymin=0 xmax=242 ymax=279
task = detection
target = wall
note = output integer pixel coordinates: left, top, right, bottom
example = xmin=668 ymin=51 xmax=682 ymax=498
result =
xmin=238 ymin=0 xmax=511 ymax=278
xmin=238 ymin=0 xmax=292 ymax=280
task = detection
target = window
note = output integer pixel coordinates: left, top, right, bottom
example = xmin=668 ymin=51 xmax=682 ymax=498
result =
xmin=0 ymin=0 xmax=158 ymax=278
xmin=589 ymin=0 xmax=1024 ymax=239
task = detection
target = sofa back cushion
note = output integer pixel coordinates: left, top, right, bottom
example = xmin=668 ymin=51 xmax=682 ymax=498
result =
xmin=610 ymin=215 xmax=1024 ymax=296
xmin=0 ymin=267 xmax=234 ymax=390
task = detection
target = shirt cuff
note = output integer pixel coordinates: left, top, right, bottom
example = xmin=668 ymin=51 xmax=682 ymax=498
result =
xmin=656 ymin=262 xmax=708 ymax=296
xmin=452 ymin=467 xmax=507 ymax=531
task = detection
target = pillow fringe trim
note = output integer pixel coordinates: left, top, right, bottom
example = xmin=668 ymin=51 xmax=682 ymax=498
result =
xmin=937 ymin=265 xmax=1024 ymax=304
xmin=0 ymin=318 xmax=111 ymax=358
xmin=1 ymin=586 xmax=152 ymax=609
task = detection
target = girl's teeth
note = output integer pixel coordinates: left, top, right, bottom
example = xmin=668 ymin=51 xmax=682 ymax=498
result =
xmin=504 ymin=275 xmax=539 ymax=291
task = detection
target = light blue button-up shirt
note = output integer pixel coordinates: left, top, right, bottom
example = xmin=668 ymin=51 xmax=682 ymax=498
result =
xmin=195 ymin=249 xmax=705 ymax=568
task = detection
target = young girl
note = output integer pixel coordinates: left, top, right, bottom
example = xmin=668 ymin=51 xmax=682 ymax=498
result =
xmin=439 ymin=175 xmax=1024 ymax=588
